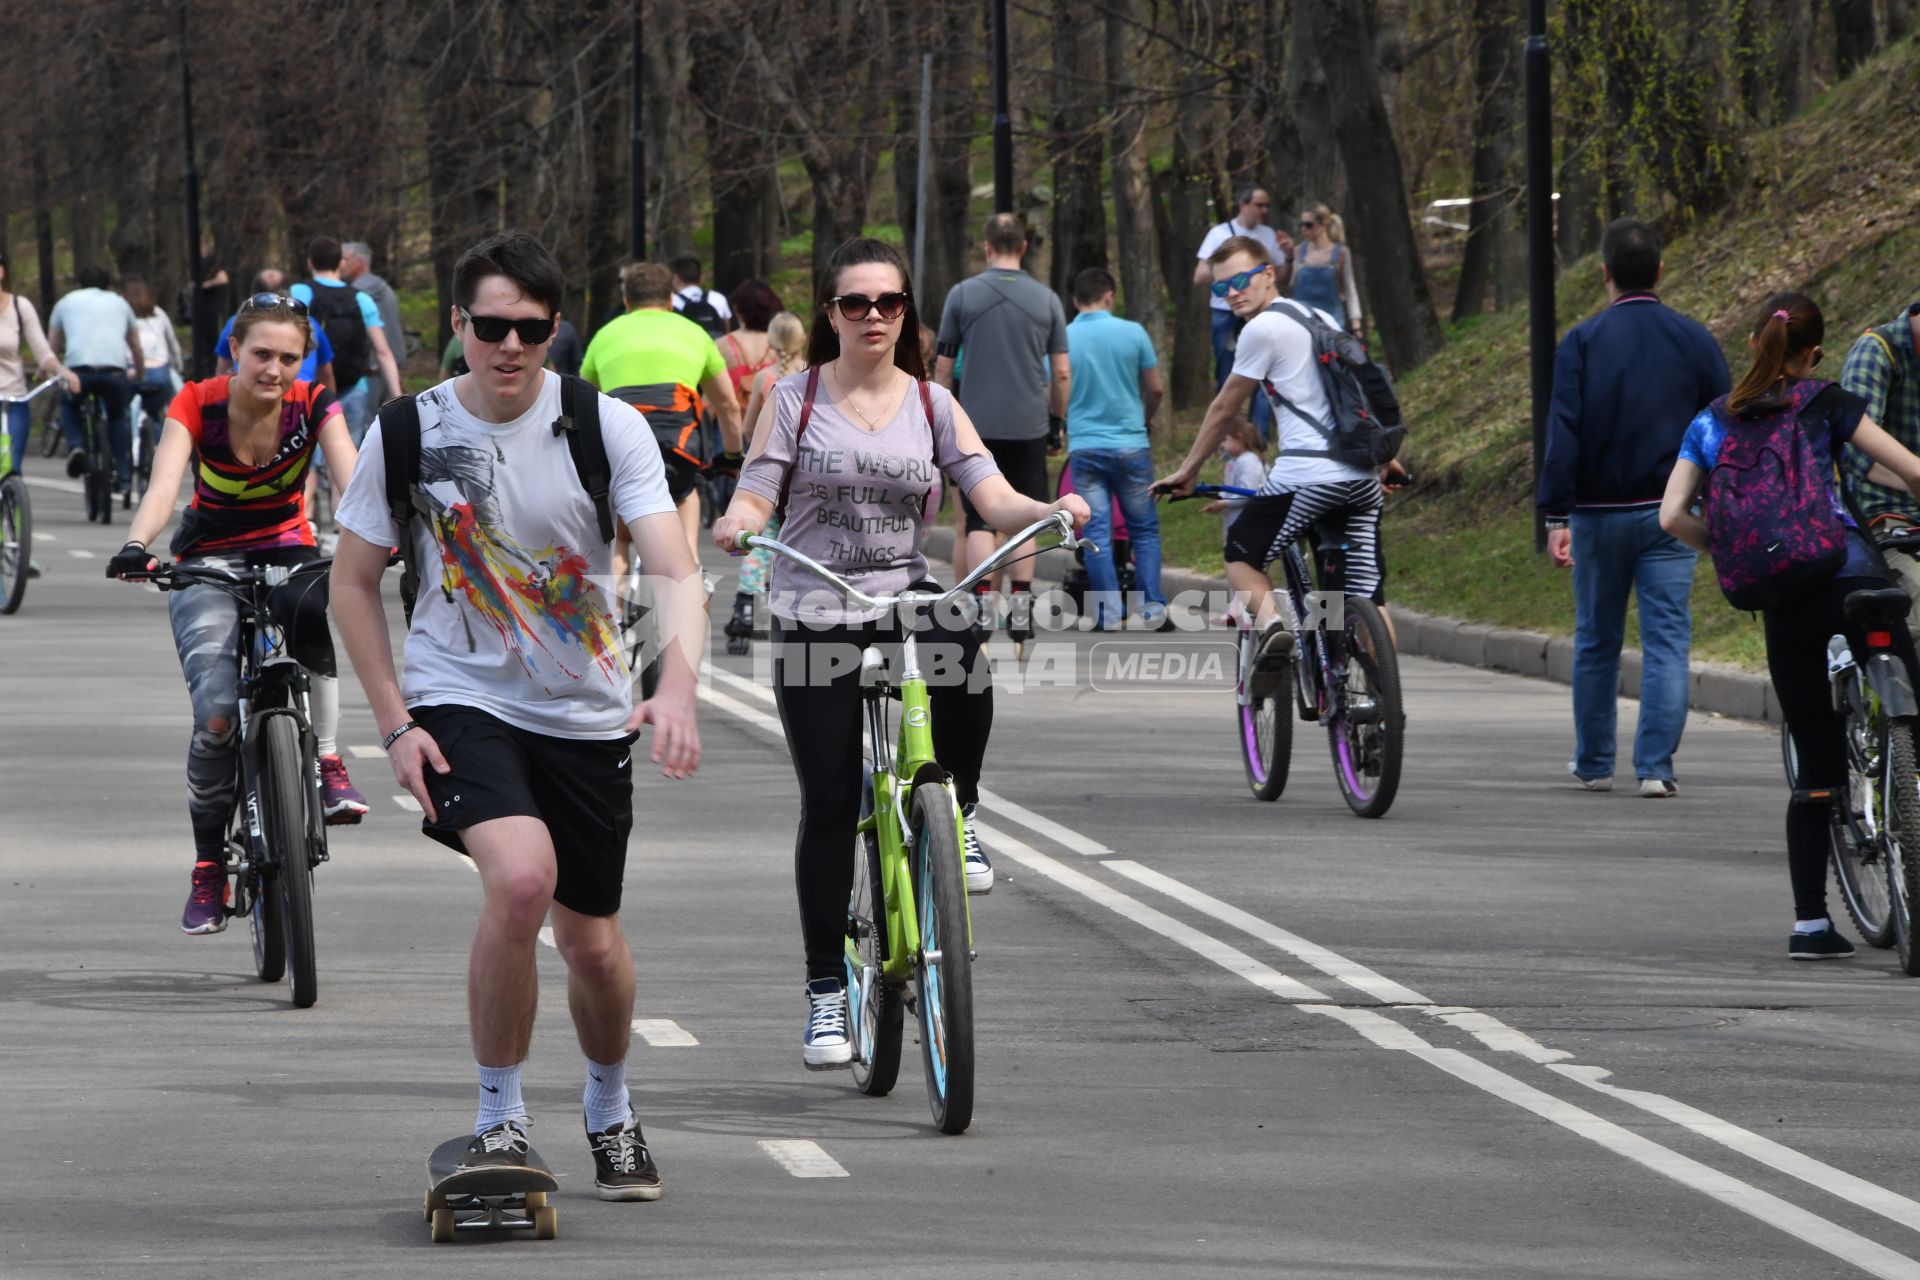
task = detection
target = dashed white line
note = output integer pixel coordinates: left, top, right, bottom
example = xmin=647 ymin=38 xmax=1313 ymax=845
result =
xmin=537 ymin=926 xmax=555 ymax=949
xmin=36 ymin=532 xmax=55 ymax=542
xmin=757 ymin=1139 xmax=848 ymax=1178
xmin=393 ymin=795 xmax=421 ymax=812
xmin=347 ymin=745 xmax=387 ymax=760
xmin=631 ymin=1018 xmax=699 ymax=1047
xmin=67 ymin=548 xmax=94 ymax=559
xmin=695 ymin=681 xmax=783 ymax=736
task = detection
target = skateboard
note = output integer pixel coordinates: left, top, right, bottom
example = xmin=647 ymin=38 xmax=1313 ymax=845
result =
xmin=424 ymin=1134 xmax=559 ymax=1243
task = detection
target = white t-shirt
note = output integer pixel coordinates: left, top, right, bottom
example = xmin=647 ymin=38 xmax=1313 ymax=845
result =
xmin=1231 ymin=302 xmax=1373 ymax=490
xmin=672 ymin=285 xmax=733 ymax=323
xmin=334 ymin=372 xmax=677 ymax=739
xmin=1196 ymin=220 xmax=1285 ymax=312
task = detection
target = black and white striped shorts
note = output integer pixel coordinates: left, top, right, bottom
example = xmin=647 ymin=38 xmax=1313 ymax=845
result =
xmin=1222 ymin=477 xmax=1386 ymax=602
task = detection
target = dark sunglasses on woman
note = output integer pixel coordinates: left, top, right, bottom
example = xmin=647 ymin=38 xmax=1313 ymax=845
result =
xmin=240 ymin=291 xmax=309 ymax=317
xmin=458 ymin=306 xmax=556 ymax=345
xmin=829 ymin=292 xmax=910 ymax=322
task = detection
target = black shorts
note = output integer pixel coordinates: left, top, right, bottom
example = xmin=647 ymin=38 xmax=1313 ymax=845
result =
xmin=1223 ymin=479 xmax=1386 ymax=604
xmin=662 ymin=453 xmax=701 ymax=505
xmin=410 ymin=704 xmax=638 ymax=917
xmin=961 ymin=437 xmax=1050 ymax=533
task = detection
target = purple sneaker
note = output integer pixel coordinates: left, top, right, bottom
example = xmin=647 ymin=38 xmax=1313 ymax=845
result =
xmin=319 ymin=754 xmax=369 ymax=825
xmin=181 ymin=861 xmax=229 ymax=935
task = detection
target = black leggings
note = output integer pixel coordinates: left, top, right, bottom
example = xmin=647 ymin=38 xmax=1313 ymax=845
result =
xmin=772 ymin=595 xmax=992 ymax=981
xmin=1768 ymin=575 xmax=1920 ymax=921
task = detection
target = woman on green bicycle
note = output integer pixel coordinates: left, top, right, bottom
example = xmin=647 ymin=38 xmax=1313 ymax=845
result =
xmin=107 ymin=293 xmax=368 ymax=935
xmin=713 ymin=237 xmax=1088 ymax=1069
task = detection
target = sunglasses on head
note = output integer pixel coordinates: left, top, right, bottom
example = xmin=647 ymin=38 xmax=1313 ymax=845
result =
xmin=829 ymin=292 xmax=910 ymax=322
xmin=459 ymin=307 xmax=556 ymax=345
xmin=1209 ymin=264 xmax=1271 ymax=298
xmin=241 ymin=291 xmax=308 ymax=317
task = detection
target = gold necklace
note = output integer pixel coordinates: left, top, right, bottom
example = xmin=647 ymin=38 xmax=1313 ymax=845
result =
xmin=833 ymin=363 xmax=890 ymax=431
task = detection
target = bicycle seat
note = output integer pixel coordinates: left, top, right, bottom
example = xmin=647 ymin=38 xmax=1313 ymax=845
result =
xmin=1843 ymin=587 xmax=1912 ymax=627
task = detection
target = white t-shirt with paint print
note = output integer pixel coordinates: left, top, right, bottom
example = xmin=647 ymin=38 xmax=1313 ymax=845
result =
xmin=334 ymin=372 xmax=676 ymax=739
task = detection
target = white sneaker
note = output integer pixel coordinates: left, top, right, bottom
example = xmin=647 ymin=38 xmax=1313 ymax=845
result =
xmin=1567 ymin=762 xmax=1612 ymax=791
xmin=802 ymin=978 xmax=851 ymax=1069
xmin=961 ymin=803 xmax=993 ymax=895
xmin=1639 ymin=778 xmax=1678 ymax=798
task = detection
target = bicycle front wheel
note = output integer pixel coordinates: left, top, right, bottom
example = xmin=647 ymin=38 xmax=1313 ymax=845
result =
xmin=1239 ymin=677 xmax=1292 ymax=801
xmin=260 ymin=715 xmax=319 ymax=1007
xmin=847 ymin=772 xmax=903 ymax=1096
xmin=1882 ymin=720 xmax=1920 ymax=976
xmin=910 ymin=784 xmax=974 ymax=1134
xmin=1329 ymin=599 xmax=1404 ymax=819
xmin=0 ymin=475 xmax=31 ymax=615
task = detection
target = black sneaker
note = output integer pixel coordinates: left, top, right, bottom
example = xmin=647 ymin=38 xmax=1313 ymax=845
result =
xmin=586 ymin=1115 xmax=662 ymax=1201
xmin=65 ymin=448 xmax=86 ymax=479
xmin=460 ymin=1119 xmax=534 ymax=1169
xmin=1788 ymin=927 xmax=1856 ymax=961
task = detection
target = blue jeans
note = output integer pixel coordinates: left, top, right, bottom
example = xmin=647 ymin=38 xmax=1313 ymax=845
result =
xmin=60 ymin=366 xmax=133 ymax=486
xmin=337 ymin=381 xmax=373 ymax=447
xmin=4 ymin=401 xmax=29 ymax=475
xmin=1570 ymin=507 xmax=1696 ymax=782
xmin=1210 ymin=310 xmax=1273 ymax=440
xmin=1071 ymin=448 xmax=1166 ymax=628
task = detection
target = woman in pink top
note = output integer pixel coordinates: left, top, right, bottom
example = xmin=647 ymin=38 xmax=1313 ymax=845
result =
xmin=0 ymin=250 xmax=75 ymax=473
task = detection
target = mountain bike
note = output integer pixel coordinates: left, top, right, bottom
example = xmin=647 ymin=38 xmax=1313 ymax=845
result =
xmin=1782 ymin=569 xmax=1920 ymax=972
xmin=125 ymin=558 xmax=335 ymax=1007
xmin=742 ymin=510 xmax=1089 ymax=1133
xmin=0 ymin=378 xmax=59 ymax=615
xmin=1161 ymin=483 xmax=1405 ymax=818
xmin=66 ymin=385 xmax=118 ymax=524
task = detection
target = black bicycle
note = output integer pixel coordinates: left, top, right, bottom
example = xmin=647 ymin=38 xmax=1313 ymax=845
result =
xmin=66 ymin=386 xmax=117 ymax=524
xmin=127 ymin=559 xmax=334 ymax=1007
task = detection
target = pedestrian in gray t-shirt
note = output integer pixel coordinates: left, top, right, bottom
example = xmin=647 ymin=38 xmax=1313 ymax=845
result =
xmin=343 ymin=241 xmax=407 ymax=363
xmin=933 ymin=214 xmax=1071 ymax=630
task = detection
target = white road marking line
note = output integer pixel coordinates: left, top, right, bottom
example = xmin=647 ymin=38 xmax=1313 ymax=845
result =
xmin=36 ymin=531 xmax=55 ymax=541
xmin=631 ymin=1018 xmax=699 ymax=1047
xmin=696 ymin=681 xmax=784 ymax=736
xmin=703 ymin=662 xmax=772 ymax=703
xmin=1422 ymin=1007 xmax=1571 ymax=1064
xmin=977 ymin=787 xmax=1110 ymax=856
xmin=973 ymin=821 xmax=1326 ymax=1000
xmin=758 ymin=1139 xmax=849 ymax=1178
xmin=537 ymin=926 xmax=555 ymax=949
xmin=1103 ymin=860 xmax=1427 ymax=1006
xmin=1550 ymin=1063 xmax=1920 ymax=1237
xmin=22 ymin=476 xmax=85 ymax=496
xmin=1310 ymin=1006 xmax=1920 ymax=1280
xmin=68 ymin=548 xmax=94 ymax=559
xmin=347 ymin=745 xmax=386 ymax=760
xmin=393 ymin=795 xmax=421 ymax=812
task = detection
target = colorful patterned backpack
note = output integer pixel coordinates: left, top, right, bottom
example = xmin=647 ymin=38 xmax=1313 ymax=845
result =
xmin=1704 ymin=379 xmax=1848 ymax=610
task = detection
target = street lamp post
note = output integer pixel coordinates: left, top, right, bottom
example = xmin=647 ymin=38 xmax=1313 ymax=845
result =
xmin=991 ymin=0 xmax=1012 ymax=214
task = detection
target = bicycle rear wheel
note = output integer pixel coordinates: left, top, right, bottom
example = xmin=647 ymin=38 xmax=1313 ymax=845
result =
xmin=1882 ymin=720 xmax=1920 ymax=976
xmin=1815 ymin=711 xmax=1896 ymax=948
xmin=260 ymin=715 xmax=319 ymax=1007
xmin=0 ymin=475 xmax=30 ymax=615
xmin=847 ymin=771 xmax=903 ymax=1096
xmin=910 ymin=784 xmax=974 ymax=1134
xmin=1328 ymin=598 xmax=1404 ymax=819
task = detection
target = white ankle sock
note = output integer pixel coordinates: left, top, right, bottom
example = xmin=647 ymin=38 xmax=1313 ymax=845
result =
xmin=1794 ymin=918 xmax=1831 ymax=934
xmin=310 ymin=675 xmax=340 ymax=758
xmin=584 ymin=1057 xmax=631 ymax=1132
xmin=475 ymin=1061 xmax=526 ymax=1134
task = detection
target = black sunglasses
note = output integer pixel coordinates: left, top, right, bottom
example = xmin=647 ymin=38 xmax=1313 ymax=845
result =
xmin=241 ymin=291 xmax=308 ymax=317
xmin=459 ymin=307 xmax=556 ymax=345
xmin=829 ymin=292 xmax=910 ymax=322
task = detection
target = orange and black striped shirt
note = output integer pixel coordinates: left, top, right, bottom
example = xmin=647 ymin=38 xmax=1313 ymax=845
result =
xmin=166 ymin=378 xmax=341 ymax=557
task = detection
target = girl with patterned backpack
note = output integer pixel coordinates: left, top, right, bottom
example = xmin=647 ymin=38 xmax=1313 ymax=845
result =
xmin=1661 ymin=292 xmax=1920 ymax=960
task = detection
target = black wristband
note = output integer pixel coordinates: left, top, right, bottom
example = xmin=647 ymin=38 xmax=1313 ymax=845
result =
xmin=382 ymin=721 xmax=419 ymax=751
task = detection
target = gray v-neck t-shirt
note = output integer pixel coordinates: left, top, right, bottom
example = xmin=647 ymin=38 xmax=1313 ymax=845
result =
xmin=737 ymin=370 xmax=999 ymax=624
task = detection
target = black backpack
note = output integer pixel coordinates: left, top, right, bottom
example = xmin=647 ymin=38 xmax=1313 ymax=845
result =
xmin=1263 ymin=299 xmax=1405 ymax=469
xmin=306 ymin=282 xmax=372 ymax=389
xmin=380 ymin=375 xmax=614 ymax=623
xmin=677 ymin=288 xmax=728 ymax=339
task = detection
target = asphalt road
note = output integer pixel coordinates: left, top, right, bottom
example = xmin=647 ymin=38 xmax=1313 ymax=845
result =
xmin=9 ymin=474 xmax=1920 ymax=1279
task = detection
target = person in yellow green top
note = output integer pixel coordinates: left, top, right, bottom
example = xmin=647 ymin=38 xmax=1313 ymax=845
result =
xmin=582 ymin=262 xmax=742 ymax=563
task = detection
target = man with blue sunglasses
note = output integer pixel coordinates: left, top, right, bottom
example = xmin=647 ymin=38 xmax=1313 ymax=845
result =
xmin=1194 ymin=187 xmax=1291 ymax=441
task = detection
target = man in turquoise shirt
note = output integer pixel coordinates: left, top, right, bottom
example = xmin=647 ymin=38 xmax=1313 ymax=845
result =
xmin=1064 ymin=267 xmax=1167 ymax=629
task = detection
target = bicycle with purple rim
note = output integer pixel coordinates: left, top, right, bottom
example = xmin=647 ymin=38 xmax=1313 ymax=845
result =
xmin=1165 ymin=483 xmax=1404 ymax=817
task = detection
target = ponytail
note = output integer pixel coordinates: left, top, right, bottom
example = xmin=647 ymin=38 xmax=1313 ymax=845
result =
xmin=1726 ymin=292 xmax=1823 ymax=418
xmin=1305 ymin=202 xmax=1344 ymax=245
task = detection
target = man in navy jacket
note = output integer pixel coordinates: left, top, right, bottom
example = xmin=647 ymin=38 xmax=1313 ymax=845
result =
xmin=1537 ymin=219 xmax=1729 ymax=798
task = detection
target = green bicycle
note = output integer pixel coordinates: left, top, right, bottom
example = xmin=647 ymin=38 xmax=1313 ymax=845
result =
xmin=742 ymin=510 xmax=1086 ymax=1134
xmin=0 ymin=378 xmax=60 ymax=615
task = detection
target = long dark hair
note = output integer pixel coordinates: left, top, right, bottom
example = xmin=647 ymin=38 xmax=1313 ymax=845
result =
xmin=1727 ymin=291 xmax=1823 ymax=417
xmin=805 ymin=238 xmax=927 ymax=379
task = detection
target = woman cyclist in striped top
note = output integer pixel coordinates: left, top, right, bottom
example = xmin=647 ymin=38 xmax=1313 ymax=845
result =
xmin=108 ymin=293 xmax=369 ymax=935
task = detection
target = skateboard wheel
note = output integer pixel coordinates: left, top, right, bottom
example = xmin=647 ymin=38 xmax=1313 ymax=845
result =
xmin=430 ymin=1207 xmax=455 ymax=1243
xmin=533 ymin=1205 xmax=557 ymax=1240
xmin=422 ymin=1191 xmax=433 ymax=1222
xmin=523 ymin=1191 xmax=547 ymax=1211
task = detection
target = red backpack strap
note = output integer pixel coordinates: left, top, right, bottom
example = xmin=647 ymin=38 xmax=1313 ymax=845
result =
xmin=774 ymin=365 xmax=821 ymax=522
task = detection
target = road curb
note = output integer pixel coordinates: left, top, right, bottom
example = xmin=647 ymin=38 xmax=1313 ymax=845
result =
xmin=923 ymin=526 xmax=1779 ymax=725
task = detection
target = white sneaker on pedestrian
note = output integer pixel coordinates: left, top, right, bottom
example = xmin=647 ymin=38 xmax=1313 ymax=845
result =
xmin=1567 ymin=762 xmax=1612 ymax=791
xmin=1639 ymin=778 xmax=1678 ymax=798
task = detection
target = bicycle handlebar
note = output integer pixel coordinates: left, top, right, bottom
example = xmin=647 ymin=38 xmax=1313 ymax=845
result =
xmin=120 ymin=558 xmax=333 ymax=594
xmin=741 ymin=510 xmax=1091 ymax=612
xmin=0 ymin=377 xmax=62 ymax=407
xmin=1152 ymin=473 xmax=1416 ymax=502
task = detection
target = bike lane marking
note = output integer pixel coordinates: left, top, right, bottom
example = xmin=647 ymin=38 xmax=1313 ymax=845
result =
xmin=632 ymin=1019 xmax=699 ymax=1047
xmin=347 ymin=744 xmax=386 ymax=760
xmin=757 ymin=1139 xmax=849 ymax=1178
xmin=67 ymin=548 xmax=93 ymax=559
xmin=393 ymin=794 xmax=421 ymax=812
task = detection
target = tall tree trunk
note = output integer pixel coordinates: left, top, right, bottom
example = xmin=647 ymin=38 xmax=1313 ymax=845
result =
xmin=1453 ymin=0 xmax=1519 ymax=320
xmin=1106 ymin=0 xmax=1166 ymax=350
xmin=425 ymin=10 xmax=500 ymax=356
xmin=643 ymin=4 xmax=696 ymax=260
xmin=1264 ymin=3 xmax=1306 ymax=223
xmin=32 ymin=146 xmax=58 ymax=315
xmin=1163 ymin=44 xmax=1218 ymax=410
xmin=1889 ymin=0 xmax=1911 ymax=40
xmin=921 ymin=5 xmax=978 ymax=324
xmin=1833 ymin=0 xmax=1878 ymax=75
xmin=1299 ymin=0 xmax=1443 ymax=371
xmin=1047 ymin=6 xmax=1107 ymax=308
xmin=1286 ymin=0 xmax=1344 ymax=216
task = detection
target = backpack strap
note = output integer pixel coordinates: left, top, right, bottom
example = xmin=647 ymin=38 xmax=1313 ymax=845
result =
xmin=554 ymin=374 xmax=616 ymax=544
xmin=1259 ymin=300 xmax=1338 ymax=456
xmin=1866 ymin=325 xmax=1906 ymax=388
xmin=917 ymin=378 xmax=937 ymax=513
xmin=775 ymin=366 xmax=821 ymax=523
xmin=378 ymin=392 xmax=426 ymax=619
